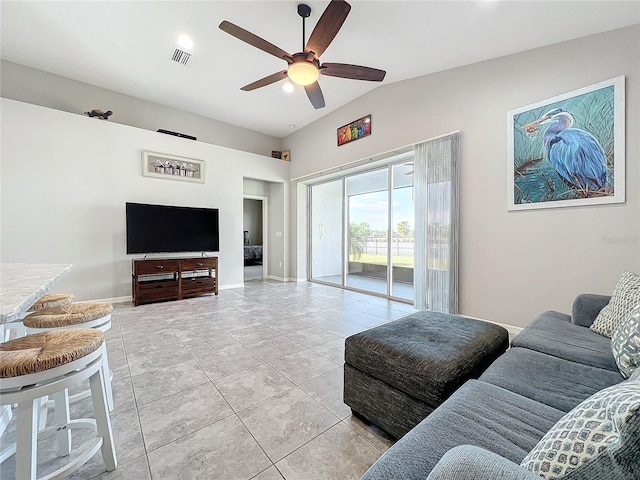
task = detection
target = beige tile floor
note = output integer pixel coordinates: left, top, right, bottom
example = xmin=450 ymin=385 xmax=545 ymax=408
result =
xmin=1 ymin=280 xmax=418 ymax=479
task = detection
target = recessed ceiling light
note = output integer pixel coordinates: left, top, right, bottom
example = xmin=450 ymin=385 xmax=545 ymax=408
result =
xmin=282 ymin=81 xmax=294 ymax=93
xmin=177 ymin=35 xmax=193 ymax=50
xmin=289 ymin=124 xmax=296 ymax=129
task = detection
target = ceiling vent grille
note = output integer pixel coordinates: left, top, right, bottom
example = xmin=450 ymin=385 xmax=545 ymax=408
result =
xmin=171 ymin=49 xmax=191 ymax=65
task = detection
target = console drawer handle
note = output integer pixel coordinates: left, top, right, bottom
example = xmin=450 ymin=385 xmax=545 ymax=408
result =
xmin=156 ymin=265 xmax=164 ymax=269
xmin=196 ymin=263 xmax=203 ymax=267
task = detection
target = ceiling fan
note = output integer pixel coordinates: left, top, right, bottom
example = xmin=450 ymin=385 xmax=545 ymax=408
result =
xmin=219 ymin=0 xmax=386 ymax=109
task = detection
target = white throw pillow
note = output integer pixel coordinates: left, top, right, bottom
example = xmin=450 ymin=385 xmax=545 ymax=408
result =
xmin=591 ymin=271 xmax=640 ymax=338
xmin=611 ymin=304 xmax=640 ymax=378
xmin=521 ymin=382 xmax=640 ymax=479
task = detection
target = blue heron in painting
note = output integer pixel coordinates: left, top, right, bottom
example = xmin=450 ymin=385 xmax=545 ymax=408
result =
xmin=523 ymin=108 xmax=607 ymax=191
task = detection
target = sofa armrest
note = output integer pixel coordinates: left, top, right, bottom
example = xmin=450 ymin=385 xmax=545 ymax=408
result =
xmin=571 ymin=294 xmax=611 ymax=327
xmin=426 ymin=446 xmax=541 ymax=480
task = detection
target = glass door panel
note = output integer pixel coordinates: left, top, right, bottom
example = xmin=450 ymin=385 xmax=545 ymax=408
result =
xmin=310 ymin=179 xmax=343 ymax=285
xmin=345 ymin=169 xmax=389 ymax=295
xmin=391 ymin=162 xmax=415 ymax=301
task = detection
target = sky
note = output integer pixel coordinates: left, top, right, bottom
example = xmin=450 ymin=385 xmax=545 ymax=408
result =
xmin=349 ymin=186 xmax=414 ymax=233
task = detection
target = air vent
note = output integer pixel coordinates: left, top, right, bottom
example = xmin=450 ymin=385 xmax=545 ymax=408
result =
xmin=171 ymin=49 xmax=191 ymax=65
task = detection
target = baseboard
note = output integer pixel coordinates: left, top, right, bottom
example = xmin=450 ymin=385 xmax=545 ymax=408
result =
xmin=220 ymin=283 xmax=244 ymax=290
xmin=289 ymin=277 xmax=307 ymax=283
xmin=266 ymin=275 xmax=287 ymax=282
xmin=459 ymin=314 xmax=523 ymax=337
xmin=89 ymin=295 xmax=132 ymax=305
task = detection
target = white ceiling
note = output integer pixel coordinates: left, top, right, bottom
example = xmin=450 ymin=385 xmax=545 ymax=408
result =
xmin=2 ymin=1 xmax=638 ymax=138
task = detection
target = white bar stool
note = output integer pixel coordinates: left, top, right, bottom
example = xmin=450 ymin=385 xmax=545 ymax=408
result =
xmin=1 ymin=294 xmax=75 ymax=343
xmin=22 ymin=302 xmax=114 ymax=413
xmin=0 ymin=329 xmax=117 ymax=480
xmin=0 ymin=295 xmax=76 ymax=442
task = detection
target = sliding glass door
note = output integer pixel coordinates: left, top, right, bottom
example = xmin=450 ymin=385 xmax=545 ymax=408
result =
xmin=309 ymin=158 xmax=415 ymax=302
xmin=390 ymin=163 xmax=415 ymax=301
xmin=346 ymin=168 xmax=389 ymax=295
xmin=309 ymin=179 xmax=343 ymax=285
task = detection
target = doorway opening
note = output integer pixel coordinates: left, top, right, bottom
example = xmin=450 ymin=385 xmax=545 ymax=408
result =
xmin=243 ymin=196 xmax=268 ymax=282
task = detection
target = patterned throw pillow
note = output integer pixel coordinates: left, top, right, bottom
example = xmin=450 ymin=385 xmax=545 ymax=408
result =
xmin=521 ymin=382 xmax=640 ymax=479
xmin=612 ymin=305 xmax=640 ymax=379
xmin=630 ymin=366 xmax=640 ymax=382
xmin=591 ymin=271 xmax=640 ymax=338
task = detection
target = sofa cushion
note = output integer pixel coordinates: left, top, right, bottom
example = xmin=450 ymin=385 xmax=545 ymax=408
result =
xmin=511 ymin=310 xmax=618 ymax=371
xmin=521 ymin=381 xmax=640 ymax=480
xmin=571 ymin=294 xmax=612 ymax=328
xmin=611 ymin=304 xmax=640 ymax=378
xmin=479 ymin=348 xmax=623 ymax=412
xmin=426 ymin=445 xmax=543 ymax=480
xmin=361 ymin=380 xmax=564 ymax=480
xmin=591 ymin=271 xmax=640 ymax=338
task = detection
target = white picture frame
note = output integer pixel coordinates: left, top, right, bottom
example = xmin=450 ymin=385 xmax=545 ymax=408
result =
xmin=507 ymin=76 xmax=625 ymax=211
xmin=141 ymin=151 xmax=205 ymax=183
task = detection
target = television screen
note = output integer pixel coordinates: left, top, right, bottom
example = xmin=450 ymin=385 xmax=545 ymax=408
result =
xmin=126 ymin=202 xmax=219 ymax=254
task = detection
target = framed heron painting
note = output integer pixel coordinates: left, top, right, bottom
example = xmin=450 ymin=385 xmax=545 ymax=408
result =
xmin=507 ymin=76 xmax=625 ymax=211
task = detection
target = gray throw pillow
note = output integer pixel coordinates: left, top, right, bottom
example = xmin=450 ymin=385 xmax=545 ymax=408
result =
xmin=521 ymin=382 xmax=640 ymax=479
xmin=591 ymin=271 xmax=640 ymax=338
xmin=611 ymin=305 xmax=640 ymax=379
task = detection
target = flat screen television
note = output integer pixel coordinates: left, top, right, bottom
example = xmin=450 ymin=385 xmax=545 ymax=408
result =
xmin=126 ymin=202 xmax=219 ymax=254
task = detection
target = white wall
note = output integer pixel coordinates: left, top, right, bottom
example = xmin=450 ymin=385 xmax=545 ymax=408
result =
xmin=268 ymin=182 xmax=288 ymax=281
xmin=1 ymin=61 xmax=282 ymax=157
xmin=285 ymin=26 xmax=640 ymax=328
xmin=0 ymin=98 xmax=290 ymax=301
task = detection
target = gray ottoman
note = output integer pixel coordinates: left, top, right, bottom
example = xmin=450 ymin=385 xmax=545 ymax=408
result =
xmin=344 ymin=311 xmax=509 ymax=439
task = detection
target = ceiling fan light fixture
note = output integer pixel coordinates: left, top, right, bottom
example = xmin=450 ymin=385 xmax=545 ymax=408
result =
xmin=287 ymin=61 xmax=319 ymax=86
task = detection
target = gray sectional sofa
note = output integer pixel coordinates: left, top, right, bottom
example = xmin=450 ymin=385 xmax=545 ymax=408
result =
xmin=361 ymin=294 xmax=637 ymax=479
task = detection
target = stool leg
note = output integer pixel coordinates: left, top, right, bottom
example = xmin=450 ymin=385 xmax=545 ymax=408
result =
xmin=16 ymin=398 xmax=39 ymax=480
xmin=89 ymin=367 xmax=117 ymax=471
xmin=37 ymin=396 xmax=48 ymax=431
xmin=53 ymin=390 xmax=72 ymax=456
xmin=101 ymin=344 xmax=114 ymax=412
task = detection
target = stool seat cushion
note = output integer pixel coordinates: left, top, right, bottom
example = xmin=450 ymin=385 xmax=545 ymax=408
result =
xmin=23 ymin=302 xmax=113 ymax=329
xmin=0 ymin=329 xmax=104 ymax=378
xmin=28 ymin=293 xmax=75 ymax=312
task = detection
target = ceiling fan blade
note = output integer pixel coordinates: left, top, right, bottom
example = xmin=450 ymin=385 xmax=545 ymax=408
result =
xmin=219 ymin=21 xmax=291 ymax=61
xmin=305 ymin=0 xmax=351 ymax=58
xmin=241 ymin=71 xmax=288 ymax=91
xmin=305 ymin=82 xmax=325 ymax=109
xmin=321 ymin=63 xmax=386 ymax=81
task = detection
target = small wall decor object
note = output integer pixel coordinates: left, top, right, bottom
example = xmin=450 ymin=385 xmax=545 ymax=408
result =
xmin=84 ymin=109 xmax=112 ymax=120
xmin=244 ymin=231 xmax=250 ymax=245
xmin=337 ymin=114 xmax=371 ymax=146
xmin=141 ymin=151 xmax=205 ymax=183
xmin=281 ymin=150 xmax=290 ymax=161
xmin=507 ymin=76 xmax=625 ymax=210
xmin=271 ymin=151 xmax=282 ymax=159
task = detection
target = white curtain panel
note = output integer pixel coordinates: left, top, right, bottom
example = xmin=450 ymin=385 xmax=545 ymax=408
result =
xmin=413 ymin=132 xmax=460 ymax=313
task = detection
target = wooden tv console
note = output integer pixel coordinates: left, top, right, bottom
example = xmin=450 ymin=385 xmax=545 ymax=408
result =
xmin=132 ymin=256 xmax=218 ymax=306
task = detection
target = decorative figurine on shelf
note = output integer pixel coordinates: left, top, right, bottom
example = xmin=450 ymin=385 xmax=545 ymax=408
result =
xmin=84 ymin=109 xmax=113 ymax=120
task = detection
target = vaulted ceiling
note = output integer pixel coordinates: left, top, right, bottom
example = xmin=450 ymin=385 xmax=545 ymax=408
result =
xmin=2 ymin=1 xmax=638 ymax=138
